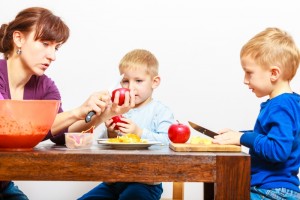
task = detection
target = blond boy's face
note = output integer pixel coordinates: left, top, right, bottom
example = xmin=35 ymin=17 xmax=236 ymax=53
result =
xmin=120 ymin=64 xmax=158 ymax=108
xmin=241 ymin=56 xmax=273 ymax=98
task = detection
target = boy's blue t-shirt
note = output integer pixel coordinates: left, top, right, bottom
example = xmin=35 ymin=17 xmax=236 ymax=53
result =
xmin=241 ymin=93 xmax=300 ymax=192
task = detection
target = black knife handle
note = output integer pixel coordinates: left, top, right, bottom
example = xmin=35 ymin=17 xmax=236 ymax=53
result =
xmin=85 ymin=111 xmax=95 ymax=123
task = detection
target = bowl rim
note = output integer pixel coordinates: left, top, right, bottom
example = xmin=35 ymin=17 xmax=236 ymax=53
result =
xmin=0 ymin=99 xmax=61 ymax=102
xmin=65 ymin=132 xmax=93 ymax=136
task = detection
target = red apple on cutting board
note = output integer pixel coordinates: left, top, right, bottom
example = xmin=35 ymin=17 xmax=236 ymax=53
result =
xmin=168 ymin=121 xmax=191 ymax=143
xmin=111 ymin=88 xmax=130 ymax=106
xmin=111 ymin=115 xmax=128 ymax=130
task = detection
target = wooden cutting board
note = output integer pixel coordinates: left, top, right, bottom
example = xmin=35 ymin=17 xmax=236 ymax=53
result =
xmin=169 ymin=142 xmax=241 ymax=152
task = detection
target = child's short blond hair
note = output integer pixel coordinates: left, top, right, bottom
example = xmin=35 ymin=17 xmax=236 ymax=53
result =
xmin=240 ymin=27 xmax=300 ymax=81
xmin=119 ymin=49 xmax=159 ymax=77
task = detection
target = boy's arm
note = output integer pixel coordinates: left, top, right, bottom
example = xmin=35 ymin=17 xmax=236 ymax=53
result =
xmin=214 ymin=103 xmax=296 ymax=163
xmin=249 ymin=106 xmax=295 ymax=162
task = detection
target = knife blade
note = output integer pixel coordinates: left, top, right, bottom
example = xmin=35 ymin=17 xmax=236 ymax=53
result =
xmin=85 ymin=74 xmax=124 ymax=123
xmin=188 ymin=121 xmax=218 ymax=138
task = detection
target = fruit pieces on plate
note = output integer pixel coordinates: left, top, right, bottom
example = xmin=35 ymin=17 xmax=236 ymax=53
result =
xmin=108 ymin=133 xmax=147 ymax=143
xmin=190 ymin=136 xmax=212 ymax=145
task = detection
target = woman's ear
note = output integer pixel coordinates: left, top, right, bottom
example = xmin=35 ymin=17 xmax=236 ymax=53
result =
xmin=270 ymin=66 xmax=281 ymax=82
xmin=12 ymin=31 xmax=24 ymax=48
xmin=152 ymin=75 xmax=161 ymax=89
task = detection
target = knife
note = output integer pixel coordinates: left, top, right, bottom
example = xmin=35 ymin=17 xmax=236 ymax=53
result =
xmin=188 ymin=121 xmax=218 ymax=138
xmin=85 ymin=74 xmax=124 ymax=123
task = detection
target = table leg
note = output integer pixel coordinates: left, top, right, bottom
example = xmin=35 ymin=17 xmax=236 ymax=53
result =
xmin=215 ymin=155 xmax=250 ymax=200
xmin=204 ymin=183 xmax=214 ymax=200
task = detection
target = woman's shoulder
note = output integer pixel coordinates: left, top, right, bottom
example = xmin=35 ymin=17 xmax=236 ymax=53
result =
xmin=0 ymin=59 xmax=6 ymax=66
xmin=0 ymin=59 xmax=7 ymax=75
xmin=26 ymin=74 xmax=60 ymax=100
xmin=30 ymin=74 xmax=55 ymax=86
xmin=0 ymin=60 xmax=8 ymax=98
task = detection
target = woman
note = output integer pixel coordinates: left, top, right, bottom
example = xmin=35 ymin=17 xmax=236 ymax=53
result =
xmin=0 ymin=7 xmax=134 ymax=199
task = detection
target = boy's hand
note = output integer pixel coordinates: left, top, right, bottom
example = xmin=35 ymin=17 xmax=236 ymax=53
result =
xmin=98 ymin=90 xmax=136 ymax=122
xmin=110 ymin=89 xmax=136 ymax=116
xmin=105 ymin=119 xmax=119 ymax=138
xmin=116 ymin=118 xmax=143 ymax=137
xmin=212 ymin=128 xmax=243 ymax=145
xmin=105 ymin=119 xmax=116 ymax=131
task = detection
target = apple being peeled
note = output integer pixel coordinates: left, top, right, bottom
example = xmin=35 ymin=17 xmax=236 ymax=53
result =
xmin=111 ymin=115 xmax=128 ymax=130
xmin=111 ymin=88 xmax=130 ymax=106
xmin=168 ymin=121 xmax=191 ymax=143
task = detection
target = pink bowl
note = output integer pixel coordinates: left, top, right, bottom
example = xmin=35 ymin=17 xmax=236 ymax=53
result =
xmin=0 ymin=100 xmax=60 ymax=150
xmin=65 ymin=132 xmax=93 ymax=149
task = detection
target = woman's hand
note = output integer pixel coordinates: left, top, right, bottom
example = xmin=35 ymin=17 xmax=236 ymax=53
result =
xmin=57 ymin=91 xmax=111 ymax=134
xmin=212 ymin=128 xmax=243 ymax=145
xmin=73 ymin=91 xmax=110 ymax=120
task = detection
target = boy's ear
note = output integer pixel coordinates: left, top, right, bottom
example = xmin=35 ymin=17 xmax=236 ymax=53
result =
xmin=152 ymin=75 xmax=161 ymax=89
xmin=270 ymin=66 xmax=281 ymax=82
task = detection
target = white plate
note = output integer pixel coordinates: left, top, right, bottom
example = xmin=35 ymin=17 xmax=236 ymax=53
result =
xmin=97 ymin=140 xmax=161 ymax=150
xmin=97 ymin=138 xmax=109 ymax=141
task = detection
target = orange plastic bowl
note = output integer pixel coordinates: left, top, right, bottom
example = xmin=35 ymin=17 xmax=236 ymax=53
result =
xmin=0 ymin=100 xmax=60 ymax=150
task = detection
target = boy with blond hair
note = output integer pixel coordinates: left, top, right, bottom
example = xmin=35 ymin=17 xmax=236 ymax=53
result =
xmin=213 ymin=27 xmax=300 ymax=199
xmin=78 ymin=49 xmax=175 ymax=200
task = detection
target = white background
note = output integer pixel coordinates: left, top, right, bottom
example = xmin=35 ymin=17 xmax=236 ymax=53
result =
xmin=2 ymin=0 xmax=300 ymax=199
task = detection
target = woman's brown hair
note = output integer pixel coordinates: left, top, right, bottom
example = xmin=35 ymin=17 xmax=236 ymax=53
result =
xmin=0 ymin=7 xmax=69 ymax=59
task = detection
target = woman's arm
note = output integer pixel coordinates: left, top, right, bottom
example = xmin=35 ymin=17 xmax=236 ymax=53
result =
xmin=50 ymin=91 xmax=110 ymax=135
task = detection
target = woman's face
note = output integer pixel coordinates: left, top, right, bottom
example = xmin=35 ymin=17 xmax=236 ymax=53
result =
xmin=18 ymin=31 xmax=62 ymax=76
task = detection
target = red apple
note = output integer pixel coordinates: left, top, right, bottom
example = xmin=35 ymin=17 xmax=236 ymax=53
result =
xmin=111 ymin=115 xmax=128 ymax=130
xmin=168 ymin=121 xmax=191 ymax=143
xmin=111 ymin=88 xmax=130 ymax=106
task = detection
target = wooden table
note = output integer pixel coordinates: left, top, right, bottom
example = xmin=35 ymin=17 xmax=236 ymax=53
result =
xmin=0 ymin=143 xmax=250 ymax=200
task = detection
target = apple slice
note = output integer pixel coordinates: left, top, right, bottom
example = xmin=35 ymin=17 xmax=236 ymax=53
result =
xmin=81 ymin=126 xmax=95 ymax=134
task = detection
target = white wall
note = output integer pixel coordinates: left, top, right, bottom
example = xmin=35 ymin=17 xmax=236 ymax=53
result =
xmin=2 ymin=0 xmax=300 ymax=199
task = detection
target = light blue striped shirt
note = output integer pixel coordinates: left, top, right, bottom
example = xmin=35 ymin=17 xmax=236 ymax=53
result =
xmin=99 ymin=99 xmax=175 ymax=144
